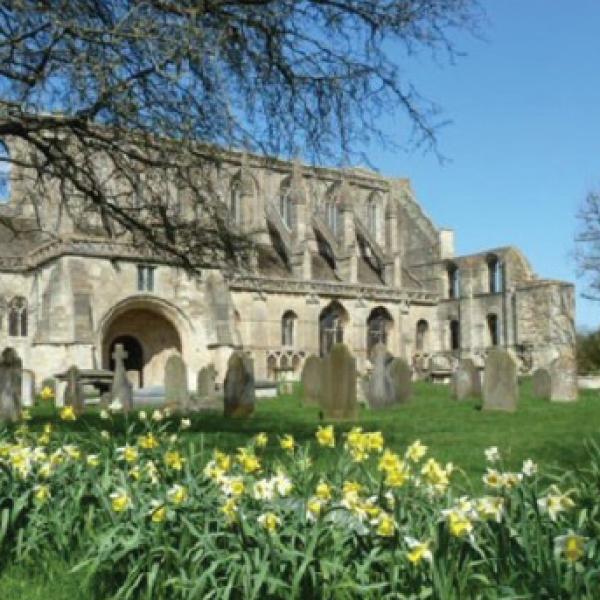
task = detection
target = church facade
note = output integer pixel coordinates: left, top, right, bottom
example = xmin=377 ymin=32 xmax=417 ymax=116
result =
xmin=0 ymin=140 xmax=575 ymax=390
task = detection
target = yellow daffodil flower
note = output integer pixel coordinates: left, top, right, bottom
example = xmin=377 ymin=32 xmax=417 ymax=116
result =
xmin=315 ymin=481 xmax=332 ymax=502
xmin=258 ymin=511 xmax=281 ymax=532
xmin=405 ymin=537 xmax=432 ymax=564
xmin=164 ymin=450 xmax=185 ymax=471
xmin=255 ymin=432 xmax=268 ymax=448
xmin=110 ymin=490 xmax=132 ymax=512
xmin=33 ymin=484 xmax=50 ymax=504
xmin=376 ymin=512 xmax=396 ymax=537
xmin=167 ymin=484 xmax=189 ymax=505
xmin=280 ymin=434 xmax=295 ymax=452
xmin=315 ymin=425 xmax=335 ymax=448
xmin=406 ymin=440 xmax=428 ymax=462
xmin=555 ymin=533 xmax=587 ymax=563
xmin=60 ymin=406 xmax=76 ymax=421
xmin=138 ymin=433 xmax=159 ymax=450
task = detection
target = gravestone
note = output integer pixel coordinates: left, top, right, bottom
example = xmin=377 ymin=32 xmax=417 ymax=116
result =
xmin=532 ymin=367 xmax=551 ymax=399
xmin=224 ymin=351 xmax=255 ymax=417
xmin=387 ymin=357 xmax=412 ymax=404
xmin=482 ymin=348 xmax=518 ymax=412
xmin=0 ymin=348 xmax=22 ymax=422
xmin=64 ymin=365 xmax=85 ymax=415
xmin=165 ymin=355 xmax=190 ymax=411
xmin=549 ymin=355 xmax=578 ymax=402
xmin=21 ymin=369 xmax=35 ymax=408
xmin=197 ymin=364 xmax=217 ymax=400
xmin=451 ymin=359 xmax=481 ymax=400
xmin=301 ymin=355 xmax=322 ymax=406
xmin=320 ymin=343 xmax=357 ymax=420
xmin=366 ymin=343 xmax=394 ymax=409
xmin=109 ymin=343 xmax=133 ymax=413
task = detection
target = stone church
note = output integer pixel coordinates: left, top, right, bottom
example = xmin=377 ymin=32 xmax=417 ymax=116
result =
xmin=0 ymin=138 xmax=575 ymax=391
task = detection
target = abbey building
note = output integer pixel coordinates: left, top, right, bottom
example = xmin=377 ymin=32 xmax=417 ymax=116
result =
xmin=0 ymin=139 xmax=575 ymax=389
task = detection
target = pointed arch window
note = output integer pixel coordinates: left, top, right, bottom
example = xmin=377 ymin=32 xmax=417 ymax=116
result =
xmin=367 ymin=195 xmax=381 ymax=239
xmin=487 ymin=255 xmax=504 ymax=293
xmin=416 ymin=319 xmax=429 ymax=352
xmin=367 ymin=307 xmax=393 ymax=353
xmin=279 ymin=186 xmax=294 ymax=229
xmin=487 ymin=314 xmax=499 ymax=346
xmin=319 ymin=301 xmax=347 ymax=356
xmin=281 ymin=310 xmax=297 ymax=347
xmin=325 ymin=201 xmax=340 ymax=235
xmin=449 ymin=319 xmax=460 ymax=351
xmin=0 ymin=141 xmax=10 ymax=204
xmin=230 ymin=180 xmax=242 ymax=225
xmin=447 ymin=262 xmax=460 ymax=299
xmin=8 ymin=297 xmax=27 ymax=337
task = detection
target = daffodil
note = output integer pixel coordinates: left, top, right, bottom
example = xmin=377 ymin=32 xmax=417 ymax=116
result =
xmin=164 ymin=450 xmax=185 ymax=471
xmin=110 ymin=489 xmax=132 ymax=512
xmin=214 ymin=450 xmax=231 ymax=472
xmin=63 ymin=444 xmax=81 ymax=460
xmin=271 ymin=472 xmax=293 ymax=496
xmin=476 ymin=496 xmax=504 ymax=522
xmin=522 ymin=459 xmax=538 ymax=477
xmin=258 ymin=511 xmax=281 ymax=533
xmin=376 ymin=512 xmax=396 ymax=537
xmin=538 ymin=486 xmax=575 ymax=521
xmin=150 ymin=503 xmax=167 ymax=523
xmin=253 ymin=478 xmax=275 ymax=501
xmin=86 ymin=454 xmax=100 ymax=467
xmin=555 ymin=533 xmax=587 ymax=563
xmin=167 ymin=484 xmax=189 ymax=505
xmin=138 ymin=410 xmax=147 ymax=421
xmin=306 ymin=496 xmax=324 ymax=521
xmin=237 ymin=448 xmax=261 ymax=473
xmin=60 ymin=406 xmax=76 ymax=421
xmin=365 ymin=431 xmax=384 ymax=453
xmin=254 ymin=432 xmax=268 ymax=448
xmin=445 ymin=509 xmax=473 ymax=538
xmin=138 ymin=433 xmax=159 ymax=450
xmin=221 ymin=476 xmax=245 ymax=497
xmin=484 ymin=446 xmax=500 ymax=463
xmin=405 ymin=537 xmax=432 ymax=564
xmin=482 ymin=468 xmax=503 ymax=489
xmin=279 ymin=434 xmax=295 ymax=452
xmin=40 ymin=386 xmax=55 ymax=402
xmin=315 ymin=481 xmax=332 ymax=502
xmin=221 ymin=498 xmax=238 ymax=524
xmin=180 ymin=418 xmax=191 ymax=430
xmin=315 ymin=425 xmax=335 ymax=448
xmin=117 ymin=445 xmax=139 ymax=463
xmin=33 ymin=484 xmax=51 ymax=504
xmin=152 ymin=409 xmax=163 ymax=422
xmin=406 ymin=440 xmax=428 ymax=462
xmin=385 ymin=464 xmax=410 ymax=488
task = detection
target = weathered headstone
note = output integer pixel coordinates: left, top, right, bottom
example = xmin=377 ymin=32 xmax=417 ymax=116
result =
xmin=549 ymin=355 xmax=578 ymax=402
xmin=387 ymin=357 xmax=412 ymax=404
xmin=301 ymin=355 xmax=322 ymax=406
xmin=197 ymin=364 xmax=217 ymax=399
xmin=0 ymin=348 xmax=22 ymax=421
xmin=366 ymin=343 xmax=394 ymax=409
xmin=320 ymin=343 xmax=357 ymax=420
xmin=21 ymin=369 xmax=35 ymax=408
xmin=482 ymin=348 xmax=518 ymax=412
xmin=164 ymin=354 xmax=190 ymax=411
xmin=451 ymin=359 xmax=481 ymax=400
xmin=110 ymin=343 xmax=133 ymax=413
xmin=224 ymin=351 xmax=255 ymax=417
xmin=532 ymin=367 xmax=551 ymax=399
xmin=64 ymin=365 xmax=85 ymax=415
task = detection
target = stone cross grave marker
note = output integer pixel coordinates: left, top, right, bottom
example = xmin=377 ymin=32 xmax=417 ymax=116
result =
xmin=320 ymin=343 xmax=357 ymax=420
xmin=0 ymin=347 xmax=22 ymax=422
xmin=164 ymin=354 xmax=190 ymax=411
xmin=224 ymin=351 xmax=255 ymax=417
xmin=110 ymin=343 xmax=133 ymax=413
xmin=300 ymin=355 xmax=322 ymax=406
xmin=482 ymin=348 xmax=518 ymax=412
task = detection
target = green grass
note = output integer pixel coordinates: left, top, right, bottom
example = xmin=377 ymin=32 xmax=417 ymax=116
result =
xmin=27 ymin=379 xmax=600 ymax=485
xmin=6 ymin=380 xmax=600 ymax=599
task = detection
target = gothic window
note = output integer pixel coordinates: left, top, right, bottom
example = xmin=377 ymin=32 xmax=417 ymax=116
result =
xmin=487 ymin=314 xmax=499 ymax=346
xmin=0 ymin=141 xmax=10 ymax=203
xmin=281 ymin=311 xmax=297 ymax=347
xmin=319 ymin=301 xmax=347 ymax=356
xmin=366 ymin=306 xmax=393 ymax=354
xmin=279 ymin=186 xmax=294 ymax=229
xmin=8 ymin=297 xmax=27 ymax=337
xmin=325 ymin=200 xmax=340 ymax=235
xmin=450 ymin=319 xmax=460 ymax=351
xmin=487 ymin=255 xmax=504 ymax=293
xmin=367 ymin=194 xmax=381 ymax=239
xmin=267 ymin=355 xmax=277 ymax=380
xmin=230 ymin=180 xmax=242 ymax=225
xmin=137 ymin=265 xmax=155 ymax=292
xmin=416 ymin=319 xmax=429 ymax=352
xmin=447 ymin=262 xmax=460 ymax=299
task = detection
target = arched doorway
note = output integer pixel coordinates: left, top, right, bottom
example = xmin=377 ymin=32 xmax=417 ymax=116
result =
xmin=102 ymin=307 xmax=182 ymax=388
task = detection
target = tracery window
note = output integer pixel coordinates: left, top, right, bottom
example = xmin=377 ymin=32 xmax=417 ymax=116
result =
xmin=319 ymin=301 xmax=347 ymax=356
xmin=8 ymin=297 xmax=27 ymax=337
xmin=366 ymin=307 xmax=393 ymax=354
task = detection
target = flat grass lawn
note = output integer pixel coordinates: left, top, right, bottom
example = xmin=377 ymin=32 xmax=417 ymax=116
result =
xmin=4 ymin=380 xmax=600 ymax=599
xmin=24 ymin=378 xmax=600 ymax=485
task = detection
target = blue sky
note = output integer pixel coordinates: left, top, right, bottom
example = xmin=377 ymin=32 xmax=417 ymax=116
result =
xmin=365 ymin=0 xmax=600 ymax=330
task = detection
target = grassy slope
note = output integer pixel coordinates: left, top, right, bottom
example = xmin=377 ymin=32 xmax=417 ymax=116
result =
xmin=4 ymin=380 xmax=600 ymax=598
